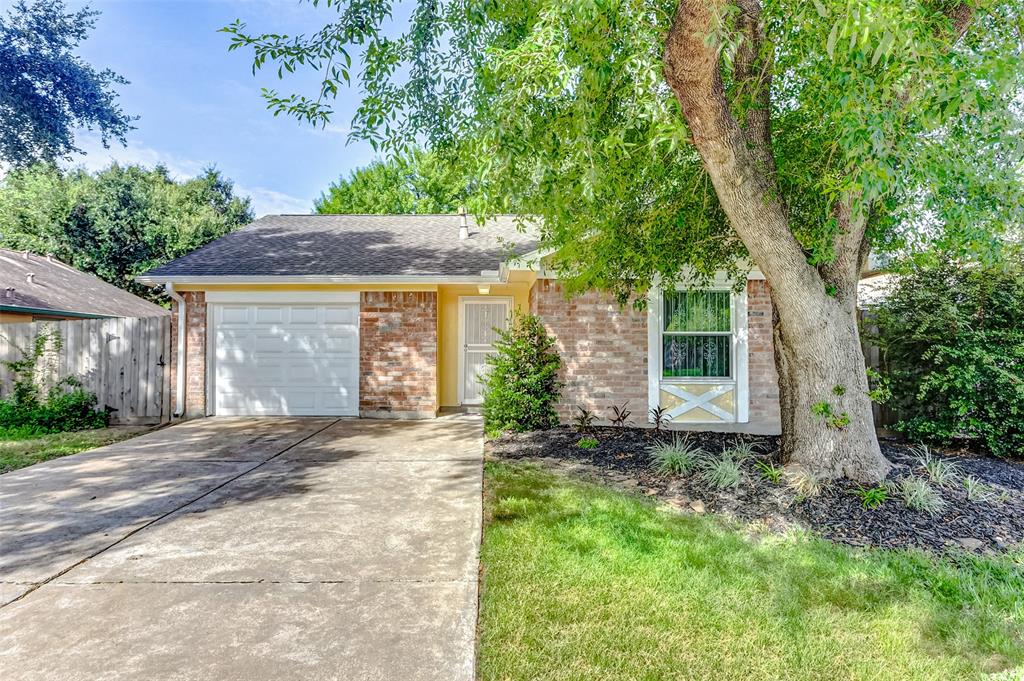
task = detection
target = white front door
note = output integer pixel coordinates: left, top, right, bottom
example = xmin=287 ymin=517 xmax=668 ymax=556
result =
xmin=212 ymin=302 xmax=359 ymax=416
xmin=460 ymin=298 xmax=511 ymax=405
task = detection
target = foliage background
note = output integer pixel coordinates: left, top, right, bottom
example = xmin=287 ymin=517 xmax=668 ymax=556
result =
xmin=315 ymin=149 xmax=466 ymax=214
xmin=0 ymin=163 xmax=253 ymax=300
xmin=871 ymin=257 xmax=1024 ymax=457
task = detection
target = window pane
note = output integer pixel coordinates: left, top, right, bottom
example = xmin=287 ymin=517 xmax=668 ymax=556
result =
xmin=664 ymin=290 xmax=730 ymax=332
xmin=663 ymin=335 xmax=731 ymax=378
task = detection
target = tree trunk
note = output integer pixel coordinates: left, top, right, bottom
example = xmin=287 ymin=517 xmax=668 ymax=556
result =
xmin=771 ymin=287 xmax=891 ymax=482
xmin=662 ymin=0 xmax=892 ymax=482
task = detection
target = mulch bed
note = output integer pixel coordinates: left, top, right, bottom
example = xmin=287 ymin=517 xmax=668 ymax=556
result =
xmin=488 ymin=426 xmax=1024 ymax=554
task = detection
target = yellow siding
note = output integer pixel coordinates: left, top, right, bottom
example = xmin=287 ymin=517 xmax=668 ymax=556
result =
xmin=437 ymin=279 xmax=534 ymax=407
xmin=0 ymin=311 xmax=34 ymax=323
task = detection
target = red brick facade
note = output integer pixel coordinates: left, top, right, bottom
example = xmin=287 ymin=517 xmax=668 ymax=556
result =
xmin=358 ymin=291 xmax=438 ymax=418
xmin=531 ymin=280 xmax=649 ymax=424
xmin=530 ymin=278 xmax=781 ymax=433
xmin=169 ymin=290 xmax=207 ymax=418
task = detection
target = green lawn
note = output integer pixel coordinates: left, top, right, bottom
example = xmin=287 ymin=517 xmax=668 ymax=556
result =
xmin=0 ymin=427 xmax=151 ymax=474
xmin=478 ymin=461 xmax=1024 ymax=681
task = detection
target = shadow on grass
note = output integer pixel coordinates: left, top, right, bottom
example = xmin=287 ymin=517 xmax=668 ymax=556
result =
xmin=481 ymin=460 xmax=1024 ymax=680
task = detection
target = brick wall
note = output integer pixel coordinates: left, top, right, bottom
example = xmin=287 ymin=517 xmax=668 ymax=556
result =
xmin=745 ymin=279 xmax=781 ymax=430
xmin=359 ymin=291 xmax=437 ymax=418
xmin=531 ymin=280 xmax=649 ymax=424
xmin=169 ymin=290 xmax=207 ymax=419
xmin=531 ymin=278 xmax=781 ymax=432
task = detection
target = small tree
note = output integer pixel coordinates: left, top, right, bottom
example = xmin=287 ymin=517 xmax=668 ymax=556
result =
xmin=872 ymin=259 xmax=1024 ymax=457
xmin=482 ymin=312 xmax=562 ymax=434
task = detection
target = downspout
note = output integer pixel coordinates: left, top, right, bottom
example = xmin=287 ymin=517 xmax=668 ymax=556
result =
xmin=166 ymin=282 xmax=186 ymax=418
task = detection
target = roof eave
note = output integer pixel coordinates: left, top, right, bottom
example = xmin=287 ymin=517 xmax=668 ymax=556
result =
xmin=0 ymin=304 xmax=113 ymax=319
xmin=135 ymin=273 xmax=507 ymax=287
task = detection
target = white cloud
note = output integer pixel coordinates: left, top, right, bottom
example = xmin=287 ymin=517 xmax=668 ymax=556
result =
xmin=236 ymin=185 xmax=313 ymax=217
xmin=69 ymin=134 xmax=206 ymax=179
xmin=67 ymin=133 xmax=311 ymax=218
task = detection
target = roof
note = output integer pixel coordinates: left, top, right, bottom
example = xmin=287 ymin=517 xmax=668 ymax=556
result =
xmin=139 ymin=214 xmax=541 ymax=280
xmin=0 ymin=250 xmax=168 ymax=319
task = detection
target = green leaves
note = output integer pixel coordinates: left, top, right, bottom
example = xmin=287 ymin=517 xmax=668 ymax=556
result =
xmin=223 ymin=0 xmax=1023 ymax=303
xmin=0 ymin=164 xmax=254 ymax=301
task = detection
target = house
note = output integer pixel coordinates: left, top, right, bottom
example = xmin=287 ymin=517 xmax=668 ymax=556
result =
xmin=137 ymin=213 xmax=781 ymax=433
xmin=0 ymin=249 xmax=168 ymax=323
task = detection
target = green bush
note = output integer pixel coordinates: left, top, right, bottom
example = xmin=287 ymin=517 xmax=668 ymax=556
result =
xmin=0 ymin=328 xmax=108 ymax=436
xmin=871 ymin=260 xmax=1024 ymax=457
xmin=482 ymin=311 xmax=562 ymax=434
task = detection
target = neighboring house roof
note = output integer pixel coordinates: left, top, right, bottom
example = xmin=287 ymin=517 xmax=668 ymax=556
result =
xmin=140 ymin=214 xmax=541 ymax=280
xmin=0 ymin=250 xmax=168 ymax=319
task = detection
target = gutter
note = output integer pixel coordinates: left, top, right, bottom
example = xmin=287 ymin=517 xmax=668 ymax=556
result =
xmin=165 ymin=282 xmax=186 ymax=418
xmin=0 ymin=304 xmax=112 ymax=320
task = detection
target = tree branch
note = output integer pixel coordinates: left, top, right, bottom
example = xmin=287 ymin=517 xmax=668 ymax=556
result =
xmin=663 ymin=0 xmax=820 ymax=299
xmin=732 ymin=0 xmax=774 ymax=175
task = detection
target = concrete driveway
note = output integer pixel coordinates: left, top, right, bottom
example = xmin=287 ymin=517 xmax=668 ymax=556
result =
xmin=0 ymin=416 xmax=483 ymax=680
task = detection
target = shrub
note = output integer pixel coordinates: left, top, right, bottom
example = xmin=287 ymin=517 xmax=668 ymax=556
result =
xmin=724 ymin=439 xmax=759 ymax=460
xmin=609 ymin=402 xmax=631 ymax=427
xmin=785 ymin=467 xmax=823 ymax=499
xmin=962 ymin=475 xmax=1002 ymax=503
xmin=894 ymin=477 xmax=947 ymax=516
xmin=649 ymin=435 xmax=702 ymax=476
xmin=851 ymin=485 xmax=888 ymax=510
xmin=754 ymin=460 xmax=783 ymax=483
xmin=577 ymin=437 xmax=599 ymax=450
xmin=700 ymin=452 xmax=742 ymax=489
xmin=0 ymin=329 xmax=108 ymax=435
xmin=648 ymin=406 xmax=668 ymax=431
xmin=870 ymin=259 xmax=1024 ymax=456
xmin=572 ymin=406 xmax=595 ymax=433
xmin=482 ymin=311 xmax=562 ymax=434
xmin=914 ymin=446 xmax=963 ymax=487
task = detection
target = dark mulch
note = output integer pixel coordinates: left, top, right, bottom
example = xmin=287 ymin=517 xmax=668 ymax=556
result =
xmin=488 ymin=426 xmax=1024 ymax=554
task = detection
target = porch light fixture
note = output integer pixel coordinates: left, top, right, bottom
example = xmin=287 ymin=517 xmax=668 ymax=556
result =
xmin=477 ymin=285 xmax=491 ymax=295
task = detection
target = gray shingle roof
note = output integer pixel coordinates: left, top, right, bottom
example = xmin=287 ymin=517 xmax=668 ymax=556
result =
xmin=141 ymin=214 xmax=541 ymax=279
xmin=0 ymin=250 xmax=168 ymax=318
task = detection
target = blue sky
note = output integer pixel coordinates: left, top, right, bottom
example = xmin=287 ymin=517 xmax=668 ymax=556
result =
xmin=41 ymin=0 xmax=400 ymax=216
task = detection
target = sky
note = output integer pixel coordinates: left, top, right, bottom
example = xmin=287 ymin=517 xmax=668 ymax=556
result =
xmin=17 ymin=0 xmax=403 ymax=216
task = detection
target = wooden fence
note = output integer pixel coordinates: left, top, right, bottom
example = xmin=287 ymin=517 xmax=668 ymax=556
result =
xmin=0 ymin=316 xmax=171 ymax=425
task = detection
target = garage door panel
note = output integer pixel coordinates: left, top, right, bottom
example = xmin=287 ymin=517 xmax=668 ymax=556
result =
xmin=213 ymin=302 xmax=359 ymax=416
xmin=324 ymin=306 xmax=357 ymax=324
xmin=219 ymin=306 xmax=250 ymax=325
xmin=255 ymin=306 xmax=285 ymax=324
xmin=288 ymin=306 xmax=319 ymax=324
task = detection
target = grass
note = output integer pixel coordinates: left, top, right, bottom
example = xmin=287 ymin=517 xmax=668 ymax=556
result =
xmin=0 ymin=427 xmax=149 ymax=474
xmin=478 ymin=461 xmax=1024 ymax=681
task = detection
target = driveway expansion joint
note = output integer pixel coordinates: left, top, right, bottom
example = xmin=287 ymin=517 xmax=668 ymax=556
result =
xmin=0 ymin=418 xmax=342 ymax=609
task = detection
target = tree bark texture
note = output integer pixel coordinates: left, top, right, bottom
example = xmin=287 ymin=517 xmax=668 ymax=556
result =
xmin=662 ymin=0 xmax=892 ymax=482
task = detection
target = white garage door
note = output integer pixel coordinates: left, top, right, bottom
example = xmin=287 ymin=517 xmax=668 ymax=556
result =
xmin=211 ymin=302 xmax=359 ymax=416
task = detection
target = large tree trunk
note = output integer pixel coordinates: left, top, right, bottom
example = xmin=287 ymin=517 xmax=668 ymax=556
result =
xmin=662 ymin=0 xmax=892 ymax=482
xmin=771 ymin=288 xmax=891 ymax=482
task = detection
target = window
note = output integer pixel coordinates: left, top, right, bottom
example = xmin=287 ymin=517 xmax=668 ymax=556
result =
xmin=662 ymin=289 xmax=732 ymax=378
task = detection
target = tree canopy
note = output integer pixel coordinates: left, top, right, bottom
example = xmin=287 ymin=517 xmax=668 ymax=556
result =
xmin=315 ymin=149 xmax=466 ymax=214
xmin=0 ymin=163 xmax=253 ymax=300
xmin=225 ymin=0 xmax=1022 ymax=297
xmin=0 ymin=0 xmax=133 ymax=168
